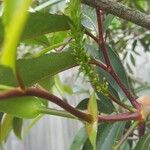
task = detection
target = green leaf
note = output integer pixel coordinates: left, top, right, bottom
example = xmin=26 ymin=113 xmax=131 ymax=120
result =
xmin=76 ymin=97 xmax=114 ymax=114
xmin=134 ymin=132 xmax=150 ymax=150
xmin=96 ymin=122 xmax=126 ymax=150
xmin=0 ymin=51 xmax=77 ymax=87
xmin=54 ymin=75 xmax=73 ymax=95
xmin=97 ymin=92 xmax=115 ymax=114
xmin=1 ymin=0 xmax=32 ymax=69
xmin=103 ymin=14 xmax=114 ymax=32
xmin=12 ymin=117 xmax=23 ymax=139
xmin=38 ymin=76 xmax=55 ymax=91
xmin=70 ymin=127 xmax=87 ymax=150
xmin=24 ymin=35 xmax=50 ymax=47
xmin=86 ymin=92 xmax=98 ymax=150
xmin=0 ymin=114 xmax=14 ymax=142
xmin=22 ymin=12 xmax=71 ymax=41
xmin=0 ymin=97 xmax=43 ymax=119
xmin=0 ymin=12 xmax=71 ymax=44
xmin=97 ymin=45 xmax=129 ymax=97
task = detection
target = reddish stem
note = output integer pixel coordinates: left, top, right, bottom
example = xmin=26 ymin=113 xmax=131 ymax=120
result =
xmin=96 ymin=9 xmax=111 ymax=67
xmin=0 ymin=87 xmax=143 ymax=123
xmin=108 ymin=93 xmax=134 ymax=112
xmin=95 ymin=8 xmax=140 ymax=109
xmin=98 ymin=112 xmax=140 ymax=122
xmin=0 ymin=88 xmax=92 ymax=123
xmin=85 ymin=30 xmax=99 ymax=43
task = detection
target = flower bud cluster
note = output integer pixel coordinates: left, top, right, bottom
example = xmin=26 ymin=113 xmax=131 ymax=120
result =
xmin=69 ymin=0 xmax=108 ymax=94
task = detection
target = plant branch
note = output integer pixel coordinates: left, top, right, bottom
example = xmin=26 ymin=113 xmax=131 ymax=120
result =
xmin=0 ymin=87 xmax=92 ymax=123
xmin=82 ymin=0 xmax=150 ymax=30
xmin=92 ymin=58 xmax=141 ymax=109
xmin=85 ymin=30 xmax=99 ymax=43
xmin=94 ymin=10 xmax=141 ymax=109
xmin=0 ymin=87 xmax=143 ymax=123
xmin=98 ymin=112 xmax=140 ymax=122
xmin=96 ymin=9 xmax=111 ymax=67
xmin=108 ymin=93 xmax=135 ymax=112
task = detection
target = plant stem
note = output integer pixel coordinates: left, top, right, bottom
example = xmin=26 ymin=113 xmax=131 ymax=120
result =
xmin=98 ymin=112 xmax=140 ymax=122
xmin=114 ymin=121 xmax=139 ymax=150
xmin=85 ymin=30 xmax=98 ymax=43
xmin=0 ymin=87 xmax=142 ymax=123
xmin=40 ymin=107 xmax=78 ymax=120
xmin=94 ymin=10 xmax=140 ymax=109
xmin=108 ymin=93 xmax=135 ymax=112
xmin=96 ymin=9 xmax=111 ymax=67
xmin=0 ymin=87 xmax=93 ymax=123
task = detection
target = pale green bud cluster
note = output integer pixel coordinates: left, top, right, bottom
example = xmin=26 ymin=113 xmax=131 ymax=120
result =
xmin=68 ymin=0 xmax=108 ymax=94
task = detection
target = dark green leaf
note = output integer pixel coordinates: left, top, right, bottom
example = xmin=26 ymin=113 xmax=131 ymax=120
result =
xmin=13 ymin=117 xmax=23 ymax=139
xmin=97 ymin=92 xmax=115 ymax=114
xmin=76 ymin=97 xmax=114 ymax=114
xmin=70 ymin=127 xmax=87 ymax=150
xmin=82 ymin=122 xmax=126 ymax=150
xmin=24 ymin=35 xmax=50 ymax=47
xmin=22 ymin=12 xmax=71 ymax=41
xmin=82 ymin=138 xmax=93 ymax=150
xmin=0 ymin=114 xmax=14 ymax=142
xmin=0 ymin=51 xmax=77 ymax=86
xmin=97 ymin=45 xmax=129 ymax=96
xmin=97 ymin=122 xmax=126 ymax=150
xmin=134 ymin=132 xmax=150 ymax=150
xmin=0 ymin=12 xmax=71 ymax=44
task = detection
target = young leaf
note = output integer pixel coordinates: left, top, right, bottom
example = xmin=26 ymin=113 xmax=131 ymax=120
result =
xmin=0 ymin=97 xmax=43 ymax=119
xmin=0 ymin=114 xmax=14 ymax=142
xmin=54 ymin=75 xmax=73 ymax=95
xmin=12 ymin=117 xmax=23 ymax=139
xmin=86 ymin=92 xmax=98 ymax=150
xmin=1 ymin=0 xmax=32 ymax=70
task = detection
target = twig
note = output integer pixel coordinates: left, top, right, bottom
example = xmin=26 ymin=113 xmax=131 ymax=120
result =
xmin=82 ymin=0 xmax=150 ymax=30
xmin=0 ymin=87 xmax=93 ymax=123
xmin=98 ymin=112 xmax=140 ymax=122
xmin=95 ymin=9 xmax=140 ymax=109
xmin=85 ymin=30 xmax=99 ymax=43
xmin=96 ymin=9 xmax=111 ymax=67
xmin=108 ymin=93 xmax=135 ymax=112
xmin=0 ymin=87 xmax=141 ymax=123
